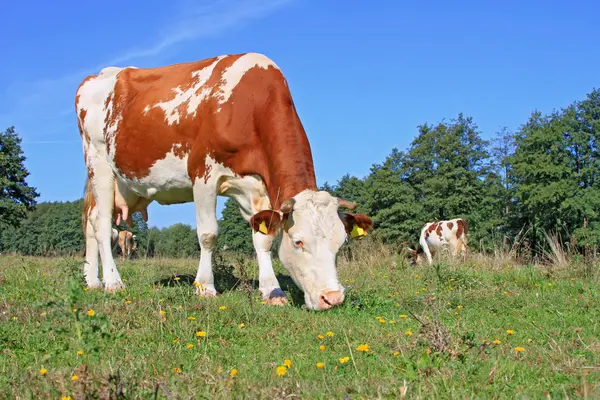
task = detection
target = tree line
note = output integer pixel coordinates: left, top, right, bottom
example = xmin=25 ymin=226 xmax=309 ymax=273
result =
xmin=1 ymin=88 xmax=599 ymax=260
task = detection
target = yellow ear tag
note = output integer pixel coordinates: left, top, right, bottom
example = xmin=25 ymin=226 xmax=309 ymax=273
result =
xmin=351 ymin=224 xmax=366 ymax=239
xmin=258 ymin=221 xmax=268 ymax=234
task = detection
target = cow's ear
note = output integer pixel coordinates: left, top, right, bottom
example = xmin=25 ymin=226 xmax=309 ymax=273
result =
xmin=250 ymin=210 xmax=283 ymax=235
xmin=339 ymin=213 xmax=373 ymax=239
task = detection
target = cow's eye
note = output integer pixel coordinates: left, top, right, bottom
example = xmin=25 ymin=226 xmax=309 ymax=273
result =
xmin=294 ymin=240 xmax=304 ymax=248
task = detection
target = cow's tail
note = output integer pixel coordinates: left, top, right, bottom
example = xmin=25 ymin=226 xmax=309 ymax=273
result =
xmin=458 ymin=219 xmax=469 ymax=260
xmin=82 ymin=177 xmax=95 ymax=235
xmin=419 ymin=225 xmax=433 ymax=265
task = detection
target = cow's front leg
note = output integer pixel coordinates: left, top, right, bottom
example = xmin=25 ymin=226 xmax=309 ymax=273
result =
xmin=253 ymin=232 xmax=288 ymax=306
xmin=193 ymin=179 xmax=219 ymax=298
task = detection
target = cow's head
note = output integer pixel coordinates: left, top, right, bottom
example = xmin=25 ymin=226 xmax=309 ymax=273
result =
xmin=250 ymin=190 xmax=373 ymax=311
xmin=405 ymin=247 xmax=424 ymax=266
xmin=131 ymin=234 xmax=138 ymax=252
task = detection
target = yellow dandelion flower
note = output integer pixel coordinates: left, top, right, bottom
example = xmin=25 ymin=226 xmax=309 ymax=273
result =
xmin=159 ymin=310 xmax=166 ymax=315
xmin=326 ymin=331 xmax=334 ymax=337
xmin=276 ymin=366 xmax=287 ymax=376
xmin=87 ymin=309 xmax=95 ymax=317
xmin=219 ymin=306 xmax=227 ymax=310
xmin=11 ymin=316 xmax=17 ymax=320
xmin=284 ymin=359 xmax=292 ymax=368
xmin=570 ymin=277 xmax=575 ymax=281
xmin=173 ymin=337 xmax=180 ymax=343
xmin=61 ymin=397 xmax=71 ymax=400
xmin=238 ymin=323 xmax=245 ymax=329
xmin=527 ymin=338 xmax=533 ymax=343
xmin=493 ymin=339 xmax=501 ymax=345
xmin=196 ymin=331 xmax=207 ymax=337
xmin=319 ymin=345 xmax=325 ymax=351
xmin=174 ymin=277 xmax=180 ymax=281
xmin=415 ymin=291 xmax=420 ymax=295
xmin=40 ymin=312 xmax=46 ymax=317
xmin=379 ymin=319 xmax=386 ymax=324
xmin=40 ymin=368 xmax=47 ymax=375
xmin=316 ymin=362 xmax=325 ymax=369
xmin=356 ymin=344 xmax=370 ymax=352
xmin=503 ymin=291 xmax=509 ymax=295
xmin=173 ymin=367 xmax=182 ymax=373
xmin=186 ymin=343 xmax=194 ymax=349
xmin=389 ymin=320 xmax=396 ymax=325
xmin=514 ymin=347 xmax=525 ymax=352
xmin=457 ymin=305 xmax=463 ymax=309
xmin=339 ymin=356 xmax=350 ymax=363
xmin=317 ymin=334 xmax=324 ymax=339
xmin=71 ymin=375 xmax=79 ymax=381
xmin=177 ymin=305 xmax=183 ymax=310
xmin=77 ymin=350 xmax=84 ymax=356
xmin=230 ymin=368 xmax=238 ymax=377
xmin=506 ymin=329 xmax=515 ymax=335
xmin=393 ymin=351 xmax=400 ymax=356
xmin=187 ymin=316 xmax=196 ymax=321
xmin=405 ymin=330 xmax=413 ymax=336
xmin=399 ymin=314 xmax=408 ymax=319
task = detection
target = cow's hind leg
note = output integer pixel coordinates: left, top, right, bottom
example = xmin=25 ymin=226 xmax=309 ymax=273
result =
xmin=192 ymin=178 xmax=219 ymax=298
xmin=91 ymin=160 xmax=125 ymax=292
xmin=84 ymin=209 xmax=102 ymax=289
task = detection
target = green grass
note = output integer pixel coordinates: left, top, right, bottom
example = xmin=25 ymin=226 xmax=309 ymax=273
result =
xmin=1 ymin=244 xmax=599 ymax=399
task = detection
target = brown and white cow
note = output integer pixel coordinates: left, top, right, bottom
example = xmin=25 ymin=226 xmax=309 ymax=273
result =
xmin=409 ymin=219 xmax=468 ymax=265
xmin=77 ymin=52 xmax=373 ymax=311
xmin=118 ymin=230 xmax=137 ymax=260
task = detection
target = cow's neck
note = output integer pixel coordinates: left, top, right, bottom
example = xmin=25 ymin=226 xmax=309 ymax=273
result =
xmin=257 ymin=100 xmax=318 ymax=210
xmin=265 ymin=167 xmax=317 ymax=210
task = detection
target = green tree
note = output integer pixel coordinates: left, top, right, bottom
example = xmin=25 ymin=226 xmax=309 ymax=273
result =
xmin=0 ymin=126 xmax=39 ymax=228
xmin=364 ymin=148 xmax=423 ymax=244
xmin=0 ymin=200 xmax=84 ymax=256
xmin=216 ymin=199 xmax=253 ymax=255
xmin=511 ymin=89 xmax=600 ymax=255
xmin=154 ymin=223 xmax=200 ymax=258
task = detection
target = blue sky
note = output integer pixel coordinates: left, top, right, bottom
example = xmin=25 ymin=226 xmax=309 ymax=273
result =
xmin=2 ymin=0 xmax=599 ymax=228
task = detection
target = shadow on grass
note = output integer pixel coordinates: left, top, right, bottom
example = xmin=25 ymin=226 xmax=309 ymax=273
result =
xmin=152 ymin=269 xmax=305 ymax=308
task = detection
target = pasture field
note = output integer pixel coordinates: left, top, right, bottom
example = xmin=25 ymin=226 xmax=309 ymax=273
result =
xmin=1 ymin=243 xmax=599 ymax=399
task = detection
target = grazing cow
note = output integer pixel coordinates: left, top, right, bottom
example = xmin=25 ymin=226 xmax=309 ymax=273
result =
xmin=76 ymin=52 xmax=373 ymax=310
xmin=409 ymin=219 xmax=468 ymax=265
xmin=117 ymin=230 xmax=137 ymax=260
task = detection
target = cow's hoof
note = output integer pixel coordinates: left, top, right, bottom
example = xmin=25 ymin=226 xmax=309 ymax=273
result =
xmin=195 ymin=283 xmax=218 ymax=298
xmin=86 ymin=281 xmax=103 ymax=290
xmin=264 ymin=288 xmax=288 ymax=306
xmin=104 ymin=281 xmax=126 ymax=293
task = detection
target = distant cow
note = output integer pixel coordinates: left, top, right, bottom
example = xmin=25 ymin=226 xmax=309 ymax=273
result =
xmin=409 ymin=219 xmax=468 ymax=265
xmin=118 ymin=230 xmax=137 ymax=260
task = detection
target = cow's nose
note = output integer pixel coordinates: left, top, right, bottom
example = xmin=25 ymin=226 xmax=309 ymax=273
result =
xmin=319 ymin=290 xmax=345 ymax=310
